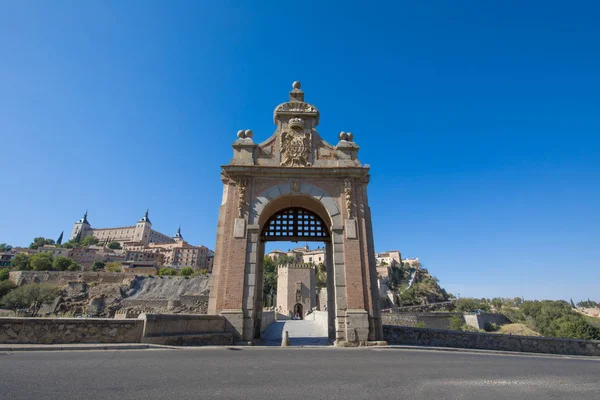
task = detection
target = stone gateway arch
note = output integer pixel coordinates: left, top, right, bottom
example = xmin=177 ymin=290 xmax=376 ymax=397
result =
xmin=208 ymin=82 xmax=382 ymax=345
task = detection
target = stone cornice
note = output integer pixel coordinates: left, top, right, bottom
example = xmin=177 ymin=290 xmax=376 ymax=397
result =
xmin=221 ymin=165 xmax=371 ymax=182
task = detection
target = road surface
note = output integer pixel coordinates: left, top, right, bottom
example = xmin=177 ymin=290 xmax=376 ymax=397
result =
xmin=1 ymin=347 xmax=598 ymax=399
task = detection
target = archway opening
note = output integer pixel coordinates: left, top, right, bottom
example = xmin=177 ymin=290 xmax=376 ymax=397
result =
xmin=255 ymin=200 xmax=335 ymax=345
xmin=293 ymin=304 xmax=304 ymax=320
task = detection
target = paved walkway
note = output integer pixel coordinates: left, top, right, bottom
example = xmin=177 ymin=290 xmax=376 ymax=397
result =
xmin=260 ymin=319 xmax=329 ymax=346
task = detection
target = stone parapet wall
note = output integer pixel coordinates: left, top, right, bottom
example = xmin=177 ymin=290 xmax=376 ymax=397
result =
xmin=383 ymin=325 xmax=600 ymax=357
xmin=0 ymin=317 xmax=143 ymax=344
xmin=261 ymin=310 xmax=276 ymax=332
xmin=140 ymin=313 xmax=227 ymax=337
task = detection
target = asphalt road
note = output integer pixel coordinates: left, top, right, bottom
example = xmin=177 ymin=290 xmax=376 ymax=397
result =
xmin=1 ymin=347 xmax=599 ymax=400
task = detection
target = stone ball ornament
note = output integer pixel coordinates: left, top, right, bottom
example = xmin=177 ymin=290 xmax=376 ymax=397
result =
xmin=292 ymin=81 xmax=301 ymax=89
xmin=346 ymin=132 xmax=354 ymax=141
xmin=244 ymin=129 xmax=253 ymax=138
xmin=339 ymin=131 xmax=347 ymax=141
xmin=237 ymin=130 xmax=245 ymax=139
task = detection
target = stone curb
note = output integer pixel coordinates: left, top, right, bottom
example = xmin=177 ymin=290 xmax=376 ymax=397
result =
xmin=380 ymin=345 xmax=600 ymax=360
xmin=0 ymin=344 xmax=173 ymax=352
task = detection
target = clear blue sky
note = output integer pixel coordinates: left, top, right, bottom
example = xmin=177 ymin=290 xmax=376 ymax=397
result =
xmin=1 ymin=1 xmax=599 ymax=302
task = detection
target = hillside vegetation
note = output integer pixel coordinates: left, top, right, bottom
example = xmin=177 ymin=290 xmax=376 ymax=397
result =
xmin=386 ymin=263 xmax=451 ymax=307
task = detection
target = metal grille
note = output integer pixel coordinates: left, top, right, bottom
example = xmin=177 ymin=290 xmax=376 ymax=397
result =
xmin=261 ymin=208 xmax=329 ymax=241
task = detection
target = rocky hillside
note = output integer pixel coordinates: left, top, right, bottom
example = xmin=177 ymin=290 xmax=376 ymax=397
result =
xmin=10 ymin=272 xmax=212 ymax=318
xmin=383 ymin=263 xmax=451 ymax=308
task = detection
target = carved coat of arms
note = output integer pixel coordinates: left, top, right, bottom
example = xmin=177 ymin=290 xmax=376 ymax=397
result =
xmin=281 ymin=118 xmax=311 ymax=167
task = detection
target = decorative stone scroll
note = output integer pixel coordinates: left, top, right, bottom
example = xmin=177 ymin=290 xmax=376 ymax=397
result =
xmin=237 ymin=178 xmax=248 ymax=218
xmin=344 ymin=179 xmax=353 ymax=218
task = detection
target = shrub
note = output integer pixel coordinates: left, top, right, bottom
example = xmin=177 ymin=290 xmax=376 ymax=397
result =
xmin=91 ymin=261 xmax=106 ymax=271
xmin=104 ymin=262 xmax=122 ymax=273
xmin=0 ymin=280 xmax=15 ymax=297
xmin=52 ymin=256 xmax=74 ymax=271
xmin=179 ymin=267 xmax=194 ymax=277
xmin=449 ymin=315 xmax=464 ymax=331
xmin=158 ymin=267 xmax=177 ymax=276
xmin=29 ymin=252 xmax=53 ymax=271
xmin=10 ymin=253 xmax=30 ymax=270
xmin=1 ymin=283 xmax=60 ymax=316
xmin=414 ymin=322 xmax=426 ymax=328
xmin=0 ymin=267 xmax=10 ymax=281
xmin=107 ymin=241 xmax=122 ymax=250
xmin=484 ymin=322 xmax=500 ymax=332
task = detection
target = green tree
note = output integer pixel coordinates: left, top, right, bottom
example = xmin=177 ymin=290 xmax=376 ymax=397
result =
xmin=10 ymin=253 xmax=30 ymax=270
xmin=29 ymin=252 xmax=54 ymax=271
xmin=80 ymin=236 xmax=100 ymax=247
xmin=1 ymin=283 xmax=60 ymax=316
xmin=0 ymin=280 xmax=15 ymax=297
xmin=107 ymin=241 xmax=122 ymax=250
xmin=179 ymin=267 xmax=194 ymax=276
xmin=0 ymin=267 xmax=10 ymax=281
xmin=104 ymin=262 xmax=122 ymax=273
xmin=61 ymin=240 xmax=78 ymax=249
xmin=263 ymin=256 xmax=278 ymax=305
xmin=455 ymin=297 xmax=490 ymax=313
xmin=52 ymin=256 xmax=74 ymax=271
xmin=29 ymin=237 xmax=55 ymax=250
xmin=0 ymin=243 xmax=13 ymax=252
xmin=158 ymin=267 xmax=177 ymax=276
xmin=91 ymin=261 xmax=106 ymax=271
xmin=315 ymin=263 xmax=327 ymax=290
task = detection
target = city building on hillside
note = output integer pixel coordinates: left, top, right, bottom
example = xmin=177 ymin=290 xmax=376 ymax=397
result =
xmin=276 ymin=263 xmax=316 ymax=319
xmin=125 ymin=249 xmax=166 ymax=266
xmin=122 ymin=261 xmax=159 ymax=275
xmin=37 ymin=245 xmax=70 ymax=258
xmin=70 ymin=210 xmax=175 ymax=246
xmin=206 ymin=250 xmax=214 ymax=272
xmin=266 ymin=250 xmax=288 ymax=260
xmin=0 ymin=253 xmax=13 ymax=267
xmin=267 ymin=245 xmax=326 ymax=265
xmin=403 ymin=257 xmax=421 ymax=268
xmin=375 ymin=250 xmax=402 ymax=278
xmin=67 ymin=247 xmax=125 ymax=269
xmin=302 ymin=246 xmax=326 ymax=265
xmin=123 ymin=227 xmax=212 ymax=271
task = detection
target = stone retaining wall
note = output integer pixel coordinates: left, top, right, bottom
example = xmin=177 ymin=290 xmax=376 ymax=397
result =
xmin=381 ymin=312 xmax=463 ymax=330
xmin=9 ymin=271 xmax=136 ymax=286
xmin=387 ymin=301 xmax=456 ymax=313
xmin=463 ymin=313 xmax=511 ymax=330
xmin=0 ymin=317 xmax=143 ymax=344
xmin=383 ymin=325 xmax=600 ymax=356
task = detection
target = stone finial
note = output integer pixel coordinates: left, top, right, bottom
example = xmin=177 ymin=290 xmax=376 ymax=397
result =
xmin=290 ymin=81 xmax=304 ymax=102
xmin=236 ymin=129 xmax=254 ymax=142
xmin=338 ymin=131 xmax=355 ymax=142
